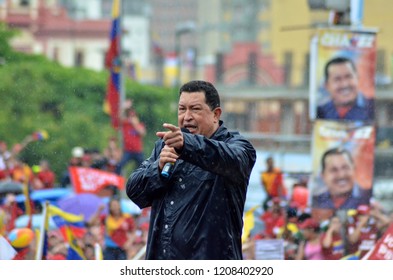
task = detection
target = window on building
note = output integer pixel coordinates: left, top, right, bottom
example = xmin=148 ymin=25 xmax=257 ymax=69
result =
xmin=303 ymin=53 xmax=310 ymax=87
xmin=283 ymin=52 xmax=293 ymax=86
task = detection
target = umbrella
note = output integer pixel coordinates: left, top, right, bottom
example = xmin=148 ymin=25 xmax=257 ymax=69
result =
xmin=119 ymin=198 xmax=142 ymax=216
xmin=57 ymin=193 xmax=104 ymax=222
xmin=101 ymin=197 xmax=142 ymax=216
xmin=15 ymin=188 xmax=73 ymax=204
xmin=31 ymin=188 xmax=73 ymax=202
xmin=15 ymin=214 xmax=56 ymax=230
xmin=0 ymin=180 xmax=24 ymax=195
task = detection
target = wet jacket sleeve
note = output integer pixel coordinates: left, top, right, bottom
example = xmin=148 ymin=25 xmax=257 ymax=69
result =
xmin=126 ymin=140 xmax=167 ymax=209
xmin=179 ymin=131 xmax=256 ymax=186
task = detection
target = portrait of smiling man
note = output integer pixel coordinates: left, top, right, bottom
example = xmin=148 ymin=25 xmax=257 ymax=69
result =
xmin=312 ymin=147 xmax=372 ymax=211
xmin=316 ymin=56 xmax=375 ymax=121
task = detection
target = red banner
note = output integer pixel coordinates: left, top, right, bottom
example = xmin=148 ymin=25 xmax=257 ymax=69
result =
xmin=364 ymin=223 xmax=393 ymax=260
xmin=69 ymin=167 xmax=125 ymax=194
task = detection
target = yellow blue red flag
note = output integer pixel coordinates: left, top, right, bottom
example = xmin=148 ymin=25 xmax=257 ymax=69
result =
xmin=104 ymin=0 xmax=121 ymax=129
xmin=47 ymin=205 xmax=86 ymax=260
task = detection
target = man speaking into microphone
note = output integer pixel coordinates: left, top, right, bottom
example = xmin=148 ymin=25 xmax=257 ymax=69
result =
xmin=126 ymin=80 xmax=256 ymax=260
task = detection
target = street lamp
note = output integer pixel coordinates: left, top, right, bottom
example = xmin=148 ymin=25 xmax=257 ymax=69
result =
xmin=175 ymin=21 xmax=196 ymax=87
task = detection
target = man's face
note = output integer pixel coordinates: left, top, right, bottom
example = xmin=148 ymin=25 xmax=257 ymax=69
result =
xmin=178 ymin=91 xmax=221 ymax=138
xmin=325 ymin=62 xmax=359 ymax=107
xmin=322 ymin=153 xmax=355 ymax=197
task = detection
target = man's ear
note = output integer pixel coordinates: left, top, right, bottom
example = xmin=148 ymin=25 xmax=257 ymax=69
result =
xmin=213 ymin=107 xmax=222 ymax=122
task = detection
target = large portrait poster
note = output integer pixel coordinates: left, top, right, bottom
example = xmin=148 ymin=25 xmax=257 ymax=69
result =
xmin=309 ymin=28 xmax=377 ymax=122
xmin=310 ymin=120 xmax=375 ymax=221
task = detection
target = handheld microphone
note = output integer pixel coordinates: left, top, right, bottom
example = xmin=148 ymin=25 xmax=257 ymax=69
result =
xmin=161 ymin=162 xmax=174 ymax=178
xmin=160 ymin=127 xmax=190 ymax=178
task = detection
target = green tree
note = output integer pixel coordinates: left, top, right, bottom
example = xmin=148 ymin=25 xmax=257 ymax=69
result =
xmin=0 ymin=25 xmax=178 ymax=182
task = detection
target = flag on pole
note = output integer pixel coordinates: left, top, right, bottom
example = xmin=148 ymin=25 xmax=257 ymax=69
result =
xmin=63 ymin=226 xmax=85 ymax=260
xmin=104 ymin=0 xmax=121 ymax=129
xmin=94 ymin=243 xmax=103 ymax=260
xmin=47 ymin=204 xmax=86 ymax=240
xmin=47 ymin=205 xmax=86 ymax=260
xmin=36 ymin=203 xmax=86 ymax=260
xmin=35 ymin=201 xmax=50 ymax=260
xmin=22 ymin=179 xmax=33 ymax=229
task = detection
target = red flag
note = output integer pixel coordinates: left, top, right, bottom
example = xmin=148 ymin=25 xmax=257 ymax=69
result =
xmin=363 ymin=222 xmax=393 ymax=260
xmin=69 ymin=167 xmax=125 ymax=194
xmin=104 ymin=0 xmax=121 ymax=128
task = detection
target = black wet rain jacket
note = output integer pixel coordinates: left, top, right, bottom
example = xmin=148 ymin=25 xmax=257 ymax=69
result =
xmin=126 ymin=121 xmax=256 ymax=259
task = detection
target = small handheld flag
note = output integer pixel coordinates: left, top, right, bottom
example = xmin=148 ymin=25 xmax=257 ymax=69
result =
xmin=32 ymin=130 xmax=49 ymax=141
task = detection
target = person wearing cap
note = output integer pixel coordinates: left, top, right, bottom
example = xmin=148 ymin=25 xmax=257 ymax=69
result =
xmin=60 ymin=147 xmax=84 ymax=188
xmin=346 ymin=204 xmax=390 ymax=258
xmin=296 ymin=218 xmax=324 ymax=260
xmin=312 ymin=147 xmax=372 ymax=211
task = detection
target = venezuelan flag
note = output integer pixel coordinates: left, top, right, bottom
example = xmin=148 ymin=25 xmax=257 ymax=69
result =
xmin=341 ymin=251 xmax=360 ymax=260
xmin=104 ymin=0 xmax=121 ymax=129
xmin=48 ymin=205 xmax=86 ymax=239
xmin=332 ymin=239 xmax=345 ymax=255
xmin=47 ymin=205 xmax=86 ymax=260
xmin=64 ymin=226 xmax=85 ymax=260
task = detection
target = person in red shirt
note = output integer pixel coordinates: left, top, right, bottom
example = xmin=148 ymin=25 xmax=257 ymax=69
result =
xmin=31 ymin=159 xmax=56 ymax=190
xmin=0 ymin=194 xmax=24 ymax=234
xmin=321 ymin=215 xmax=345 ymax=259
xmin=346 ymin=204 xmax=391 ymax=259
xmin=89 ymin=197 xmax=136 ymax=260
xmin=259 ymin=197 xmax=286 ymax=239
xmin=103 ymin=137 xmax=122 ymax=173
xmin=115 ymin=101 xmax=146 ymax=175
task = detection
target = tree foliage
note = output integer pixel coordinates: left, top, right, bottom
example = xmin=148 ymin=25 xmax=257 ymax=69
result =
xmin=0 ymin=25 xmax=178 ymax=180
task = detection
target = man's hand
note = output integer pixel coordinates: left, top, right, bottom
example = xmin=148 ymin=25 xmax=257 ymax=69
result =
xmin=156 ymin=123 xmax=184 ymax=170
xmin=156 ymin=123 xmax=184 ymax=152
xmin=157 ymin=145 xmax=178 ymax=170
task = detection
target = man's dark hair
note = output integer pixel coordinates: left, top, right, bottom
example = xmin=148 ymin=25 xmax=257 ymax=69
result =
xmin=321 ymin=147 xmax=354 ymax=172
xmin=324 ymin=56 xmax=357 ymax=82
xmin=179 ymin=80 xmax=220 ymax=110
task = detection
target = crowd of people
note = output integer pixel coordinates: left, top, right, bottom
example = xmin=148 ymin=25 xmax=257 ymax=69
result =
xmin=0 ymin=100 xmax=149 ymax=260
xmin=1 ymin=79 xmax=392 ymax=261
xmin=243 ymin=195 xmax=392 ymax=260
xmin=0 ymin=134 xmax=151 ymax=260
xmin=241 ymin=155 xmax=393 ymax=260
